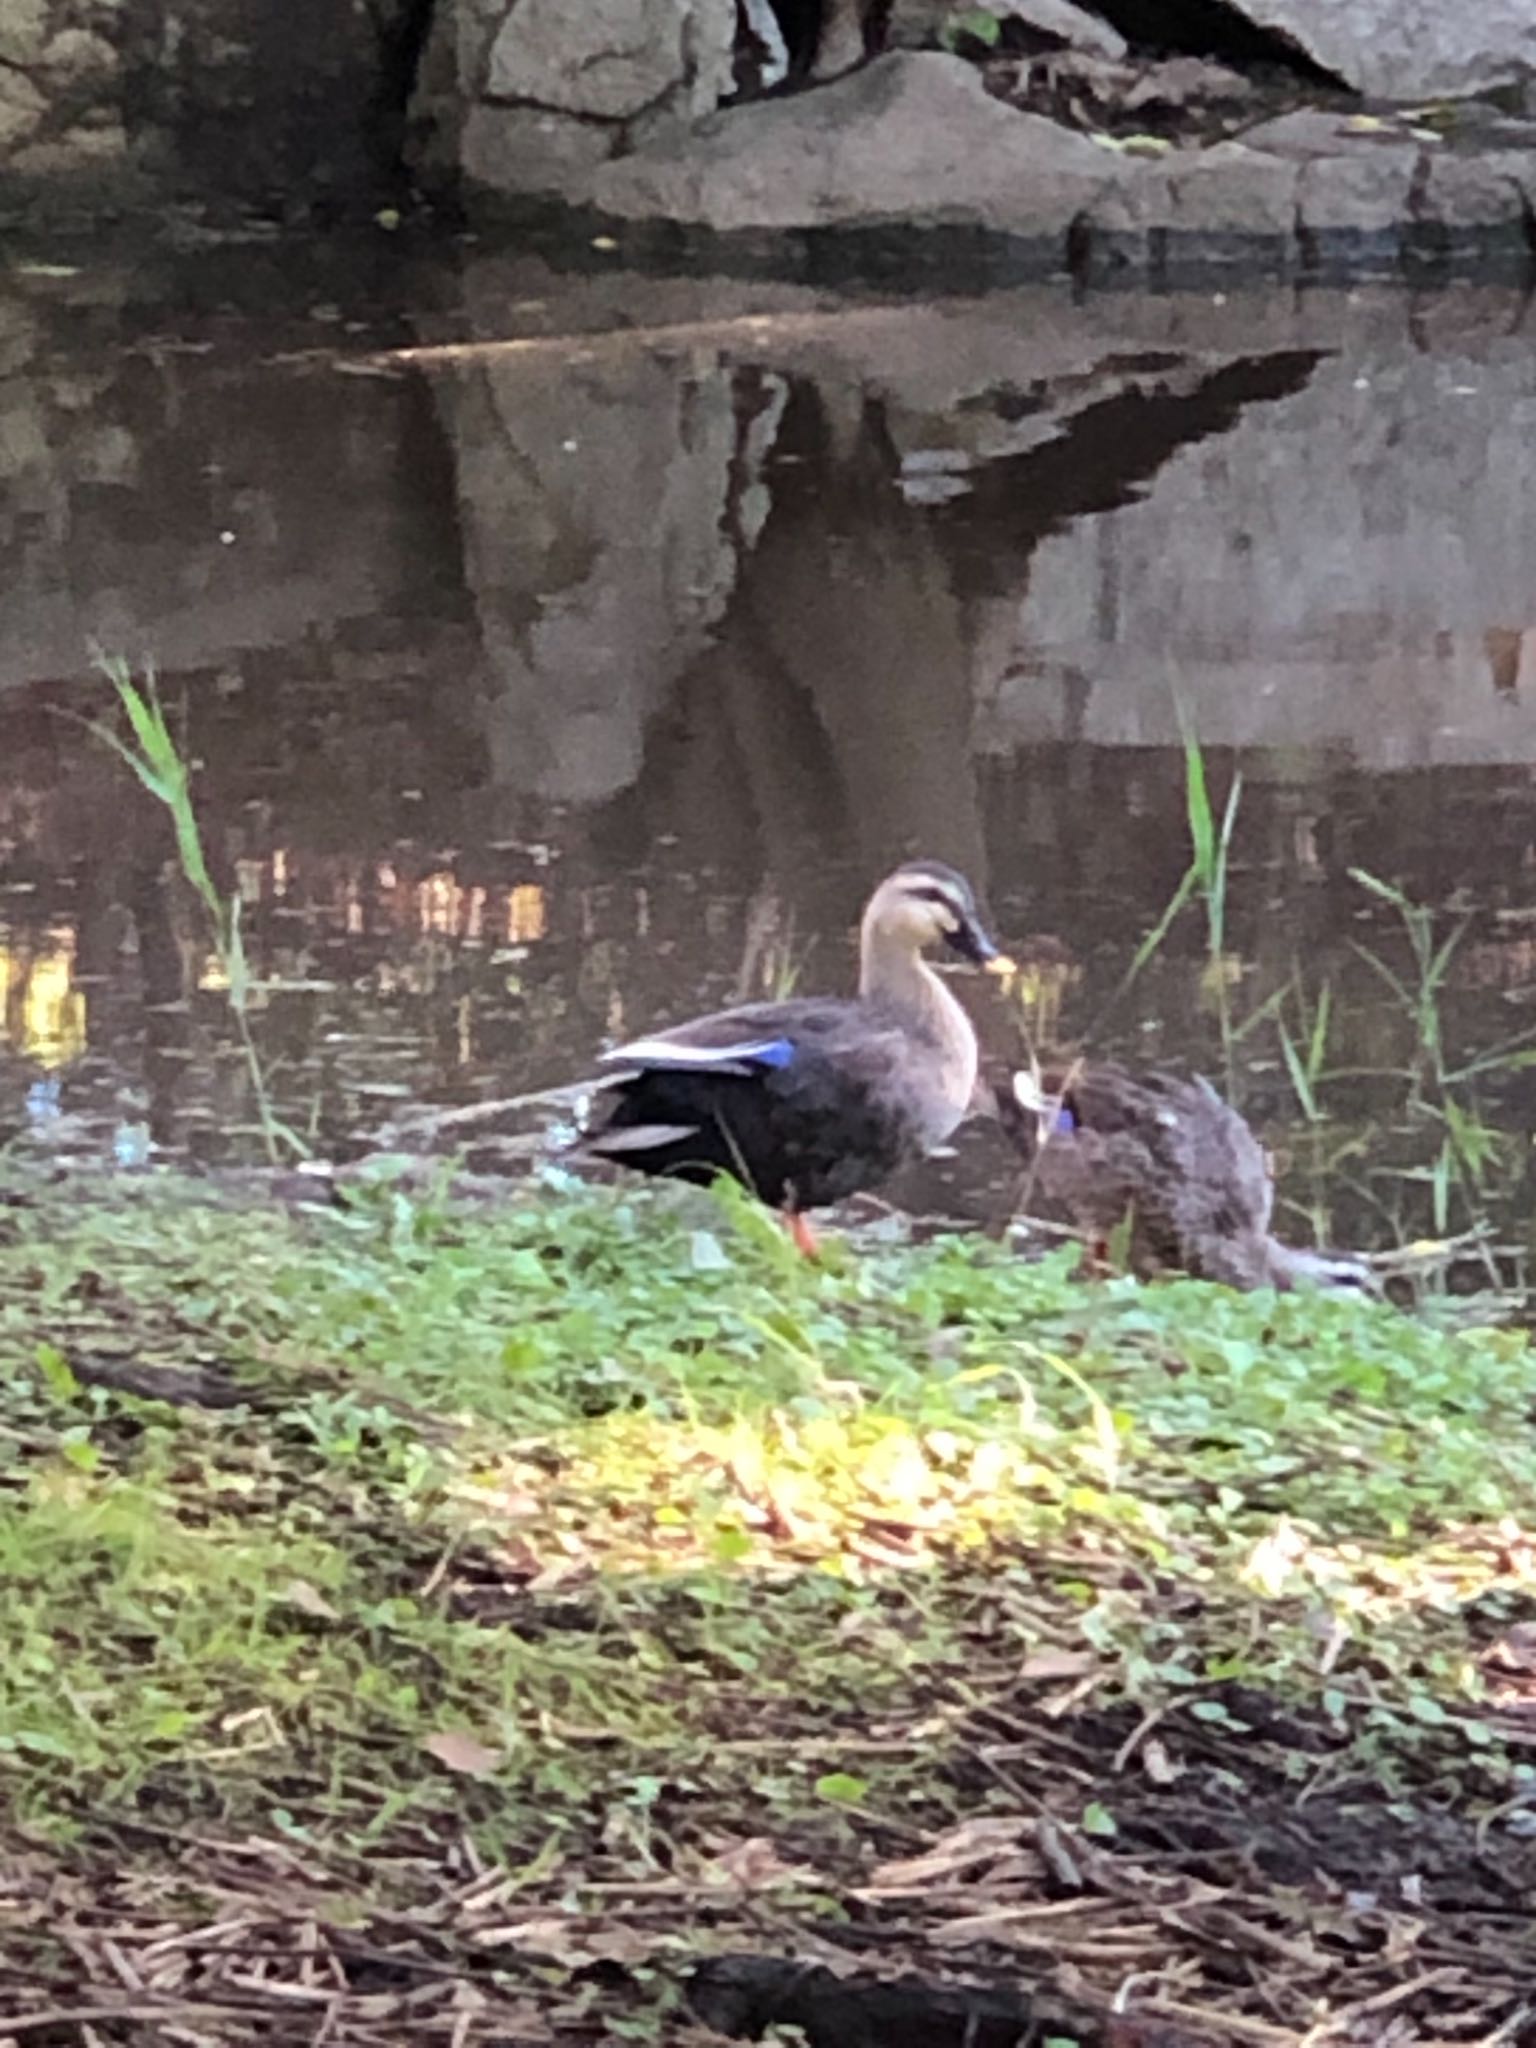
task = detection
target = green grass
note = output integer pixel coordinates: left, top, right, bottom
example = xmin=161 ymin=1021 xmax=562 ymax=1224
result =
xmin=3 ymin=1171 xmax=1535 ymax=2036
xmin=3 ymin=1172 xmax=1533 ymax=1833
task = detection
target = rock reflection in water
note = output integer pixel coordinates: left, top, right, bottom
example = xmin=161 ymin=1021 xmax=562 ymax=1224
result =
xmin=3 ymin=255 xmax=1536 ymax=1245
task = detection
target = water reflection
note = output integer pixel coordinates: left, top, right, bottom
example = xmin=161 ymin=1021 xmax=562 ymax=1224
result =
xmin=0 ymin=928 xmax=86 ymax=1067
xmin=3 ymin=250 xmax=1536 ymax=1250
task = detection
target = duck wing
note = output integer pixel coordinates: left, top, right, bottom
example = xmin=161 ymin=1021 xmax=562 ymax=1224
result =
xmin=599 ymin=997 xmax=917 ymax=1075
xmin=581 ymin=999 xmax=929 ymax=1208
xmin=599 ymin=1002 xmax=812 ymax=1079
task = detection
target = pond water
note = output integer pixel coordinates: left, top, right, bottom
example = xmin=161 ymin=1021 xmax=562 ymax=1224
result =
xmin=4 ymin=233 xmax=1536 ymax=1257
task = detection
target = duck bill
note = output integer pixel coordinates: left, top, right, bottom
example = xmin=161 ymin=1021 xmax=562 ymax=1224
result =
xmin=947 ymin=917 xmax=1012 ymax=972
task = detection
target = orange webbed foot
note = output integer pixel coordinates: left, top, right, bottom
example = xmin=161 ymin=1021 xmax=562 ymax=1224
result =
xmin=785 ymin=1210 xmax=821 ymax=1259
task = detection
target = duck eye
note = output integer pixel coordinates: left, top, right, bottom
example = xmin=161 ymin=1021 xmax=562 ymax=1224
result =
xmin=905 ymin=884 xmax=962 ymax=924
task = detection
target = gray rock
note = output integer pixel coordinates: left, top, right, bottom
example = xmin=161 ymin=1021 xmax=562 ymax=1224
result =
xmin=409 ymin=0 xmax=507 ymax=172
xmin=0 ymin=67 xmax=46 ymax=156
xmin=1239 ymin=109 xmax=1416 ymax=159
xmin=10 ymin=119 xmax=128 ymax=177
xmin=437 ymin=0 xmax=1535 ymax=264
xmin=1230 ymin=111 xmax=1428 ymax=248
xmin=592 ymin=51 xmax=1122 ymax=233
xmin=886 ymin=0 xmax=949 ymax=42
xmin=1003 ymin=0 xmax=1127 ymax=60
xmin=1134 ymin=143 xmax=1301 ymax=243
xmin=811 ymin=0 xmax=868 ymax=80
xmin=38 ymin=29 xmax=117 ymax=81
xmin=1296 ymin=150 xmax=1419 ymax=242
xmin=0 ymin=0 xmax=433 ymax=196
xmin=486 ymin=0 xmax=735 ymax=121
xmin=1420 ymin=149 xmax=1536 ymax=240
xmin=0 ymin=0 xmax=48 ymax=69
xmin=1227 ymin=0 xmax=1536 ymax=102
xmin=462 ymin=103 xmax=617 ymax=198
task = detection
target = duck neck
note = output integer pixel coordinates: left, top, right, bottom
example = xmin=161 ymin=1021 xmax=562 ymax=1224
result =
xmin=859 ymin=919 xmax=978 ymax=1116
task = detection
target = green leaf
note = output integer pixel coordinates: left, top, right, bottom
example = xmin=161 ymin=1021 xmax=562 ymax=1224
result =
xmin=17 ymin=1729 xmax=74 ymax=1759
xmin=940 ymin=6 xmax=1001 ymax=49
xmin=814 ymin=1772 xmax=869 ymax=1804
xmin=1116 ymin=865 xmax=1197 ymax=1002
xmin=1349 ymin=865 xmax=1411 ymax=910
xmin=1184 ymin=733 xmax=1215 ymax=880
xmin=35 ymin=1344 xmax=78 ymax=1400
xmin=1229 ymin=976 xmax=1293 ymax=1044
xmin=1308 ymin=980 xmax=1332 ymax=1082
xmin=1081 ymin=1800 xmax=1118 ymax=1837
xmin=1277 ymin=1019 xmax=1317 ymax=1122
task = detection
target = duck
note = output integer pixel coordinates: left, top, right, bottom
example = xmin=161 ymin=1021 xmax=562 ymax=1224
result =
xmin=575 ymin=861 xmax=1007 ymax=1253
xmin=994 ymin=1059 xmax=1371 ymax=1293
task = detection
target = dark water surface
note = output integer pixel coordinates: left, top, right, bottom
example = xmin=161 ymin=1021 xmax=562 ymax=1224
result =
xmin=5 ymin=235 xmax=1536 ymax=1253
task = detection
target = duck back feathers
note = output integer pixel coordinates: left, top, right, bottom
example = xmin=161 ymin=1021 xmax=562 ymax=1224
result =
xmin=998 ymin=1061 xmax=1368 ymax=1293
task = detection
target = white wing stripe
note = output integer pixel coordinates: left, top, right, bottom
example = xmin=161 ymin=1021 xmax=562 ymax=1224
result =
xmin=586 ymin=1123 xmax=700 ymax=1153
xmin=600 ymin=1036 xmax=789 ymax=1071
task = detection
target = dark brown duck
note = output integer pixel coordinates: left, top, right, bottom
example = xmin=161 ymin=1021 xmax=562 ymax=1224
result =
xmin=996 ymin=1060 xmax=1370 ymax=1293
xmin=576 ymin=861 xmax=1007 ymax=1253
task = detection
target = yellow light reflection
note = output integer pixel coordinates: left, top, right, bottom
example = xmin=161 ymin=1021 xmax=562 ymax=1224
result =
xmin=418 ymin=872 xmax=461 ymax=935
xmin=0 ymin=928 xmax=88 ymax=1068
xmin=998 ymin=954 xmax=1083 ymax=1047
xmin=508 ymin=883 xmax=547 ymax=945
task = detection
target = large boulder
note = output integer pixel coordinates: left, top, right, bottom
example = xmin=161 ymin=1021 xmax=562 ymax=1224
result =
xmin=484 ymin=0 xmax=734 ymax=120
xmin=1228 ymin=0 xmax=1536 ymax=102
xmin=593 ymin=52 xmax=1123 ymax=233
xmin=415 ymin=0 xmax=736 ymax=195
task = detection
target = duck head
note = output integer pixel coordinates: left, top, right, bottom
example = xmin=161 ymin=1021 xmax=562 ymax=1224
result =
xmin=865 ymin=860 xmax=1008 ymax=970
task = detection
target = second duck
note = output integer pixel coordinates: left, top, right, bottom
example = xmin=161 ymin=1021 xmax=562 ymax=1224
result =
xmin=996 ymin=1059 xmax=1370 ymax=1293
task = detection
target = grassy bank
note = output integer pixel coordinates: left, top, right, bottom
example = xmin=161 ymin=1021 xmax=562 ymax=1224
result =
xmin=2 ymin=1170 xmax=1535 ymax=2044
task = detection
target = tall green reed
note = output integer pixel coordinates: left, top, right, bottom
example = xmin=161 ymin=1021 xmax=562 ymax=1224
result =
xmin=93 ymin=655 xmax=305 ymax=1165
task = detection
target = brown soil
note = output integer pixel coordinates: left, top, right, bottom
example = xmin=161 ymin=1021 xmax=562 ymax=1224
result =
xmin=7 ymin=1680 xmax=1534 ymax=2047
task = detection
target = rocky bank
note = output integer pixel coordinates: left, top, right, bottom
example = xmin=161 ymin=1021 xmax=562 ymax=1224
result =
xmin=0 ymin=0 xmax=1533 ymax=264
